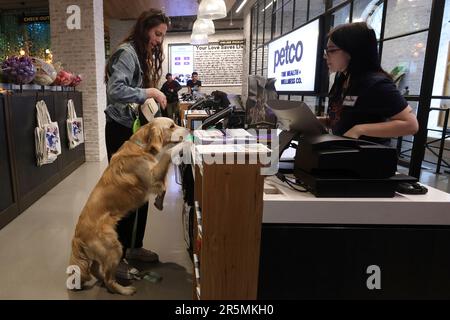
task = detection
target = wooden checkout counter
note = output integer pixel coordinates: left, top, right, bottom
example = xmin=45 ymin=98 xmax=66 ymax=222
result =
xmin=186 ymin=130 xmax=450 ymax=300
xmin=260 ymin=175 xmax=450 ymax=299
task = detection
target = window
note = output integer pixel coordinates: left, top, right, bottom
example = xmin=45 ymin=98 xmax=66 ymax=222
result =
xmin=352 ymin=0 xmax=384 ymax=38
xmin=282 ymin=0 xmax=295 ymax=34
xmin=273 ymin=5 xmax=283 ymax=39
xmin=384 ymin=0 xmax=432 ymax=38
xmin=429 ymin=0 xmax=450 ymax=130
xmin=0 ymin=9 xmax=50 ymax=60
xmin=432 ymin=0 xmax=450 ymax=97
xmin=251 ymin=6 xmax=258 ymax=49
xmin=256 ymin=46 xmax=264 ymax=71
xmin=257 ymin=17 xmax=265 ymax=46
xmin=332 ymin=4 xmax=351 ymax=27
xmin=333 ymin=0 xmax=347 ymax=6
xmin=251 ymin=51 xmax=257 ymax=75
xmin=294 ymin=0 xmax=308 ymax=28
xmin=381 ymin=32 xmax=428 ymax=95
xmin=264 ymin=2 xmax=273 ymax=41
xmin=309 ymin=0 xmax=326 ymax=20
xmin=250 ymin=0 xmax=436 ymax=99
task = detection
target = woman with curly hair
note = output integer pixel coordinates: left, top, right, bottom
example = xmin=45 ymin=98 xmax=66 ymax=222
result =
xmin=104 ymin=9 xmax=170 ymax=279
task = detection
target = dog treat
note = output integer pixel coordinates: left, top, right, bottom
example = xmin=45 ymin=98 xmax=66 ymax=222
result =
xmin=154 ymin=191 xmax=166 ymax=211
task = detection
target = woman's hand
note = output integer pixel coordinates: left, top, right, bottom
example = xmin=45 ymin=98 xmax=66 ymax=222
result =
xmin=146 ymin=88 xmax=167 ymax=109
xmin=343 ymin=125 xmax=363 ymax=139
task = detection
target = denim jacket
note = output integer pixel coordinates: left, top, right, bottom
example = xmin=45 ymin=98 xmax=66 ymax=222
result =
xmin=105 ymin=42 xmax=149 ymax=128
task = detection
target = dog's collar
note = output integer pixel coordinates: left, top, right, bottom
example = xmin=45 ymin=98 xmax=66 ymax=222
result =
xmin=129 ymin=139 xmax=160 ymax=156
xmin=129 ymin=139 xmax=146 ymax=149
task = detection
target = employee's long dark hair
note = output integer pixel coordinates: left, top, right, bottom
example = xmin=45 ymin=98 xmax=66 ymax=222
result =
xmin=328 ymin=22 xmax=390 ymax=96
xmin=105 ymin=9 xmax=170 ymax=88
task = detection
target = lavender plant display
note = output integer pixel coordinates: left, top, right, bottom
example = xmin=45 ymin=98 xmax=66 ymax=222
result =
xmin=1 ymin=56 xmax=36 ymax=84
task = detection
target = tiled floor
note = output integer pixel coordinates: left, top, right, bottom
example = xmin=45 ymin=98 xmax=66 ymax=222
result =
xmin=0 ymin=160 xmax=193 ymax=300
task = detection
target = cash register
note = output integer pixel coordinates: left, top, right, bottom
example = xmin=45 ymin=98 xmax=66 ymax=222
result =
xmin=267 ymin=100 xmax=419 ymax=197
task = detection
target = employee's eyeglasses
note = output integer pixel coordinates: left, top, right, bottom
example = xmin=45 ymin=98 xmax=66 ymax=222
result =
xmin=323 ymin=48 xmax=342 ymax=57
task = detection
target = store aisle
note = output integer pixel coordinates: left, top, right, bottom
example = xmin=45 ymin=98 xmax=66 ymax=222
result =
xmin=0 ymin=160 xmax=193 ymax=300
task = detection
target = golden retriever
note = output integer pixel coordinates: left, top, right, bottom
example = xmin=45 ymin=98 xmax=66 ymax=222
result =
xmin=69 ymin=117 xmax=187 ymax=295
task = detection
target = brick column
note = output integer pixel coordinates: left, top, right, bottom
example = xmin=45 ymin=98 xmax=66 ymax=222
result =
xmin=49 ymin=0 xmax=106 ymax=162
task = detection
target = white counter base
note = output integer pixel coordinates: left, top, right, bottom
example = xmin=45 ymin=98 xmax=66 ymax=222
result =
xmin=263 ymin=176 xmax=450 ymax=225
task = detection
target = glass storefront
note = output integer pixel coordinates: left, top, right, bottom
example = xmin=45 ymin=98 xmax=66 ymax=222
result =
xmin=0 ymin=8 xmax=50 ymax=60
xmin=249 ymin=0 xmax=450 ymax=176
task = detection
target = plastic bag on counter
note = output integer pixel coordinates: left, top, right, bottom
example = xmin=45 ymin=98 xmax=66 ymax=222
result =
xmin=245 ymin=75 xmax=278 ymax=128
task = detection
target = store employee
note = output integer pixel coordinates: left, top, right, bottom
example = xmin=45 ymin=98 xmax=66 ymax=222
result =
xmin=187 ymin=72 xmax=202 ymax=94
xmin=322 ymin=22 xmax=418 ymax=145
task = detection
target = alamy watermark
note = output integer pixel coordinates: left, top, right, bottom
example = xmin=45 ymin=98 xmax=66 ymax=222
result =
xmin=66 ymin=5 xmax=81 ymax=30
xmin=169 ymin=129 xmax=280 ymax=176
xmin=66 ymin=265 xmax=81 ymax=290
xmin=366 ymin=265 xmax=381 ymax=290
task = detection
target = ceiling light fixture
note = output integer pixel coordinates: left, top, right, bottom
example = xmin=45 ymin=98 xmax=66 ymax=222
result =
xmin=193 ymin=18 xmax=215 ymax=35
xmin=198 ymin=0 xmax=227 ymax=20
xmin=191 ymin=33 xmax=209 ymax=45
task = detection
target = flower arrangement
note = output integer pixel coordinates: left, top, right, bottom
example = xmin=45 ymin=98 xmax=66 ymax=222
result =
xmin=1 ymin=55 xmax=82 ymax=87
xmin=1 ymin=56 xmax=36 ymax=84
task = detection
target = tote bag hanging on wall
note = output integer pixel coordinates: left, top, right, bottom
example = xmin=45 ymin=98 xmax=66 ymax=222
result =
xmin=34 ymin=100 xmax=62 ymax=166
xmin=66 ymin=99 xmax=84 ymax=149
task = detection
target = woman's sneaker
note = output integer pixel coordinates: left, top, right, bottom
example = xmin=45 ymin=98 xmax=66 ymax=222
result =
xmin=115 ymin=259 xmax=140 ymax=280
xmin=125 ymin=248 xmax=159 ymax=262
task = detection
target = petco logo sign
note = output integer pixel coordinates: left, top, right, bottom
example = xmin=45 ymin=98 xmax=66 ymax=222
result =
xmin=273 ymin=40 xmax=303 ymax=73
xmin=268 ymin=19 xmax=320 ymax=93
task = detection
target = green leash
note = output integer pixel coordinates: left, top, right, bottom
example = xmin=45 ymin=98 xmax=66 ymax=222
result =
xmin=129 ymin=111 xmax=161 ymax=283
xmin=132 ymin=118 xmax=141 ymax=134
xmin=130 ymin=117 xmax=141 ymax=250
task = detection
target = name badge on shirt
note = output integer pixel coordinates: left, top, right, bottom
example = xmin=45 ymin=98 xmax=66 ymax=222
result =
xmin=343 ymin=96 xmax=358 ymax=107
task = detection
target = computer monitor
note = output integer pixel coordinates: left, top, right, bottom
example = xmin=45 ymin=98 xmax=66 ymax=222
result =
xmin=198 ymin=106 xmax=234 ymax=130
xmin=266 ymin=100 xmax=327 ymax=136
xmin=189 ymin=97 xmax=207 ymax=110
xmin=266 ymin=100 xmax=328 ymax=160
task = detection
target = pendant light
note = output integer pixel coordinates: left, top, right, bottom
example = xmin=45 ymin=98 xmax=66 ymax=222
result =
xmin=191 ymin=33 xmax=209 ymax=45
xmin=198 ymin=0 xmax=227 ymax=20
xmin=193 ymin=18 xmax=215 ymax=35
